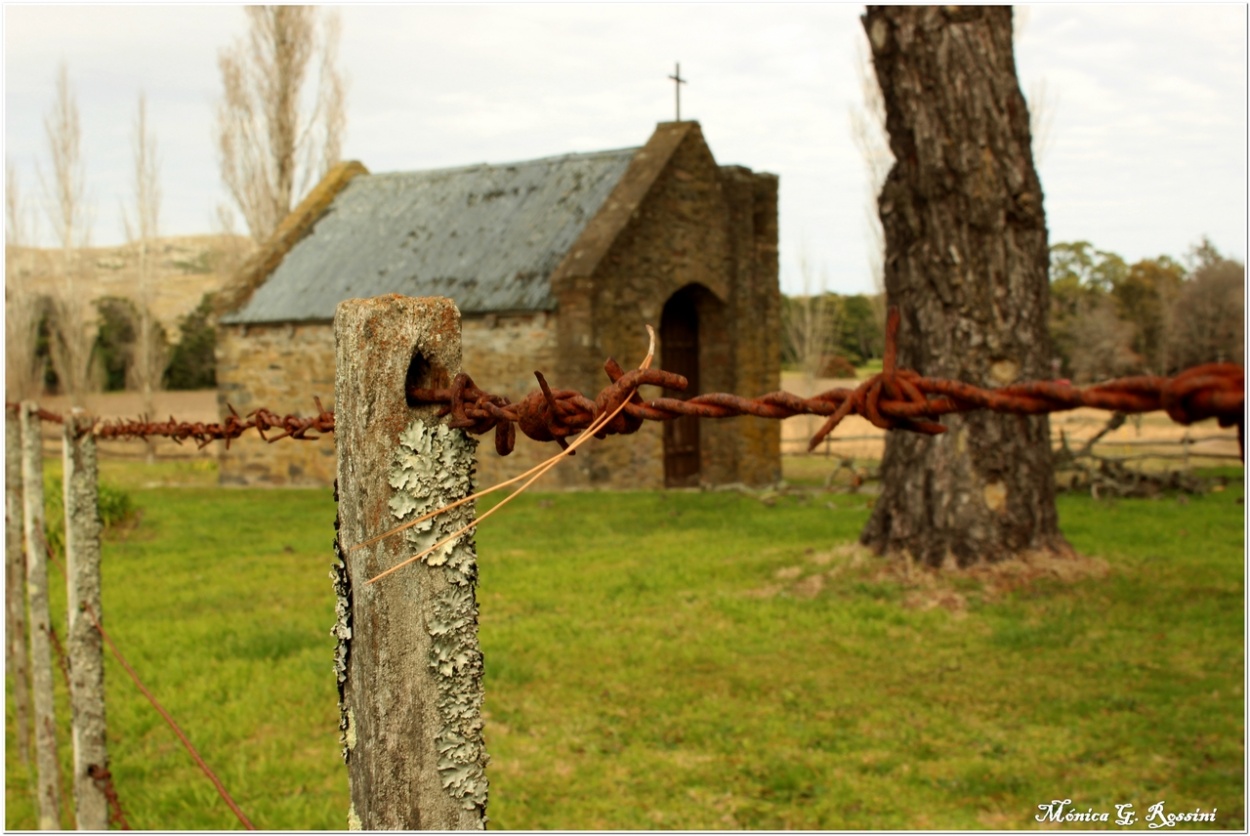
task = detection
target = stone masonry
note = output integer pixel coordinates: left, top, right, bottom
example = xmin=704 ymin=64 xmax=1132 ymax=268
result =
xmin=215 ymin=122 xmax=779 ymax=489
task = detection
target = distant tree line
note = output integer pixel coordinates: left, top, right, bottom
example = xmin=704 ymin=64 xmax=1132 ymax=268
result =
xmin=782 ymin=235 xmax=1242 ymax=384
xmin=30 ymin=292 xmax=219 ymax=395
xmin=6 ymin=6 xmax=343 ymax=405
xmin=1049 ymin=236 xmax=1243 ymax=382
xmin=780 ymin=291 xmax=885 ymax=377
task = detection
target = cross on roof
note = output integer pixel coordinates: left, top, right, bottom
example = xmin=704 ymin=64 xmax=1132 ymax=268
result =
xmin=668 ymin=62 xmax=686 ymax=122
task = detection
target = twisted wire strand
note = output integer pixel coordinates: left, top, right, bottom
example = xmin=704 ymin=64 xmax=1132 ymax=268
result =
xmin=9 ymin=308 xmax=1244 ymax=459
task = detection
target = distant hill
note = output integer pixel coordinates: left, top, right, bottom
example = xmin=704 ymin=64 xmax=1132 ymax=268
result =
xmin=6 ymin=234 xmax=256 ymax=332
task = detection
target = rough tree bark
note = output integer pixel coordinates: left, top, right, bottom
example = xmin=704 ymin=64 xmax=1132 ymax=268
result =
xmin=859 ymin=6 xmax=1071 ymax=567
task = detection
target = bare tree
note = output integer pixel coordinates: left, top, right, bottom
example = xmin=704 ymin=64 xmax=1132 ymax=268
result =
xmin=215 ymin=6 xmax=346 ymax=242
xmin=39 ymin=62 xmax=97 ymax=406
xmin=849 ymin=34 xmax=891 ymax=334
xmin=1065 ymin=297 xmax=1140 ymax=382
xmin=5 ymin=162 xmax=45 ymax=401
xmin=1026 ymin=78 xmax=1058 ymax=166
xmin=122 ymin=92 xmax=168 ymax=462
xmin=1172 ymin=254 xmax=1245 ymax=368
xmin=1014 ymin=6 xmax=1059 ymax=166
xmin=783 ymin=254 xmax=840 ymax=440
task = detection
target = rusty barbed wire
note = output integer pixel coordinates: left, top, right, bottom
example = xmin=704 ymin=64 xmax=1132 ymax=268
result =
xmin=87 ymin=765 xmax=132 ymax=830
xmin=410 ymin=308 xmax=1245 ymax=461
xmin=46 ymin=622 xmax=71 ymax=687
xmin=11 ymin=308 xmax=1245 ymax=459
xmin=7 ymin=398 xmax=336 ymax=449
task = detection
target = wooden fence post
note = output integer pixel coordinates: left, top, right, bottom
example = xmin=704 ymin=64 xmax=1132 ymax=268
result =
xmin=63 ymin=411 xmax=109 ymax=830
xmin=332 ymin=295 xmax=488 ymax=830
xmin=21 ymin=401 xmax=63 ymax=829
xmin=6 ymin=404 xmax=33 ymax=766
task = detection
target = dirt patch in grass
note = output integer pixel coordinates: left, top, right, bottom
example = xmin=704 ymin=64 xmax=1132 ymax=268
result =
xmin=874 ymin=545 xmax=1110 ymax=613
xmin=747 ymin=541 xmax=1109 ymax=610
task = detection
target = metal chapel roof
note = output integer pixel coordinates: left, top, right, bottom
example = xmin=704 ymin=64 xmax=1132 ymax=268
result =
xmin=222 ymin=146 xmax=639 ymax=324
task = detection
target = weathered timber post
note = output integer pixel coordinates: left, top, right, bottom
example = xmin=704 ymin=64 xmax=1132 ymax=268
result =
xmin=63 ymin=411 xmax=109 ymax=830
xmin=332 ymin=295 xmax=488 ymax=830
xmin=20 ymin=401 xmax=63 ymax=829
xmin=6 ymin=404 xmax=33 ymax=765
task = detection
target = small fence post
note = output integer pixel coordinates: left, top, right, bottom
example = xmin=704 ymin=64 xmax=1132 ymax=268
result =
xmin=332 ymin=296 xmax=488 ymax=830
xmin=21 ymin=401 xmax=63 ymax=829
xmin=6 ymin=404 xmax=33 ymax=766
xmin=63 ymin=410 xmax=109 ymax=830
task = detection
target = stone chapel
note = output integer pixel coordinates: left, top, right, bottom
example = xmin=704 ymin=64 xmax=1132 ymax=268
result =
xmin=215 ymin=121 xmax=780 ymax=489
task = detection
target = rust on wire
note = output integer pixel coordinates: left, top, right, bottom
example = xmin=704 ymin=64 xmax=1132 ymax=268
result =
xmin=87 ymin=765 xmax=132 ymax=830
xmin=410 ymin=307 xmax=1245 ymax=461
xmin=10 ymin=308 xmax=1245 ymax=459
xmin=45 ymin=623 xmax=71 ymax=686
xmin=7 ymin=398 xmax=336 ymax=449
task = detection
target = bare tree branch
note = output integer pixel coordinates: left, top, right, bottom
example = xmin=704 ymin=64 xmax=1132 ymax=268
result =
xmin=216 ymin=5 xmax=347 ymax=242
xmin=782 ymin=252 xmax=841 ymax=440
xmin=38 ymin=62 xmax=97 ymax=405
xmin=849 ymin=34 xmax=891 ymax=302
xmin=5 ymin=161 xmax=45 ymax=401
xmin=122 ymin=92 xmax=168 ymax=462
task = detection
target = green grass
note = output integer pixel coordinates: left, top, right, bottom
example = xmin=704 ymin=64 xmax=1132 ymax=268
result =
xmin=856 ymin=358 xmax=884 ymax=379
xmin=6 ymin=461 xmax=1244 ymax=829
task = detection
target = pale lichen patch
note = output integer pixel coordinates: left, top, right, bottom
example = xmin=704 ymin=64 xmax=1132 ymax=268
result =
xmin=331 ymin=497 xmax=354 ymax=764
xmin=387 ymin=422 xmax=478 ymax=570
xmin=388 ymin=417 xmax=489 ymax=819
xmin=343 ymin=707 xmax=356 ymax=751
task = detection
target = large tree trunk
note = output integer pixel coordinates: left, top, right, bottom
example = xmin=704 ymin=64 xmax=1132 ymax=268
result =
xmin=859 ymin=6 xmax=1071 ymax=567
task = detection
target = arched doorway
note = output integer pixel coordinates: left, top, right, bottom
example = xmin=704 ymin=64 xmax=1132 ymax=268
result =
xmin=661 ymin=287 xmax=702 ymax=487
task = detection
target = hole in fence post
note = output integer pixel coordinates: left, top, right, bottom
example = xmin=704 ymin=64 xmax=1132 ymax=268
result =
xmin=404 ymin=350 xmax=437 ymax=408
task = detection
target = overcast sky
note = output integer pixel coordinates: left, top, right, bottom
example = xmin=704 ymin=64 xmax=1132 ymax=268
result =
xmin=4 ymin=3 xmax=1246 ymax=296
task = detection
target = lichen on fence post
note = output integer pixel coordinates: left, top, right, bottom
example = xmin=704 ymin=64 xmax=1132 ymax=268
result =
xmin=6 ymin=404 xmax=33 ymax=766
xmin=20 ymin=401 xmax=63 ymax=829
xmin=63 ymin=410 xmax=109 ymax=830
xmin=333 ymin=295 xmax=488 ymax=830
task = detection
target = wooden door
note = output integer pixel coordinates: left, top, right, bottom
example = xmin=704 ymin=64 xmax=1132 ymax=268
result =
xmin=661 ymin=292 xmax=700 ymax=487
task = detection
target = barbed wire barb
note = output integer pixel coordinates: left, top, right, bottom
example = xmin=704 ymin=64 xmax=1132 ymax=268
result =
xmin=8 ymin=308 xmax=1242 ymax=462
xmin=362 ymin=325 xmax=660 ymax=584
